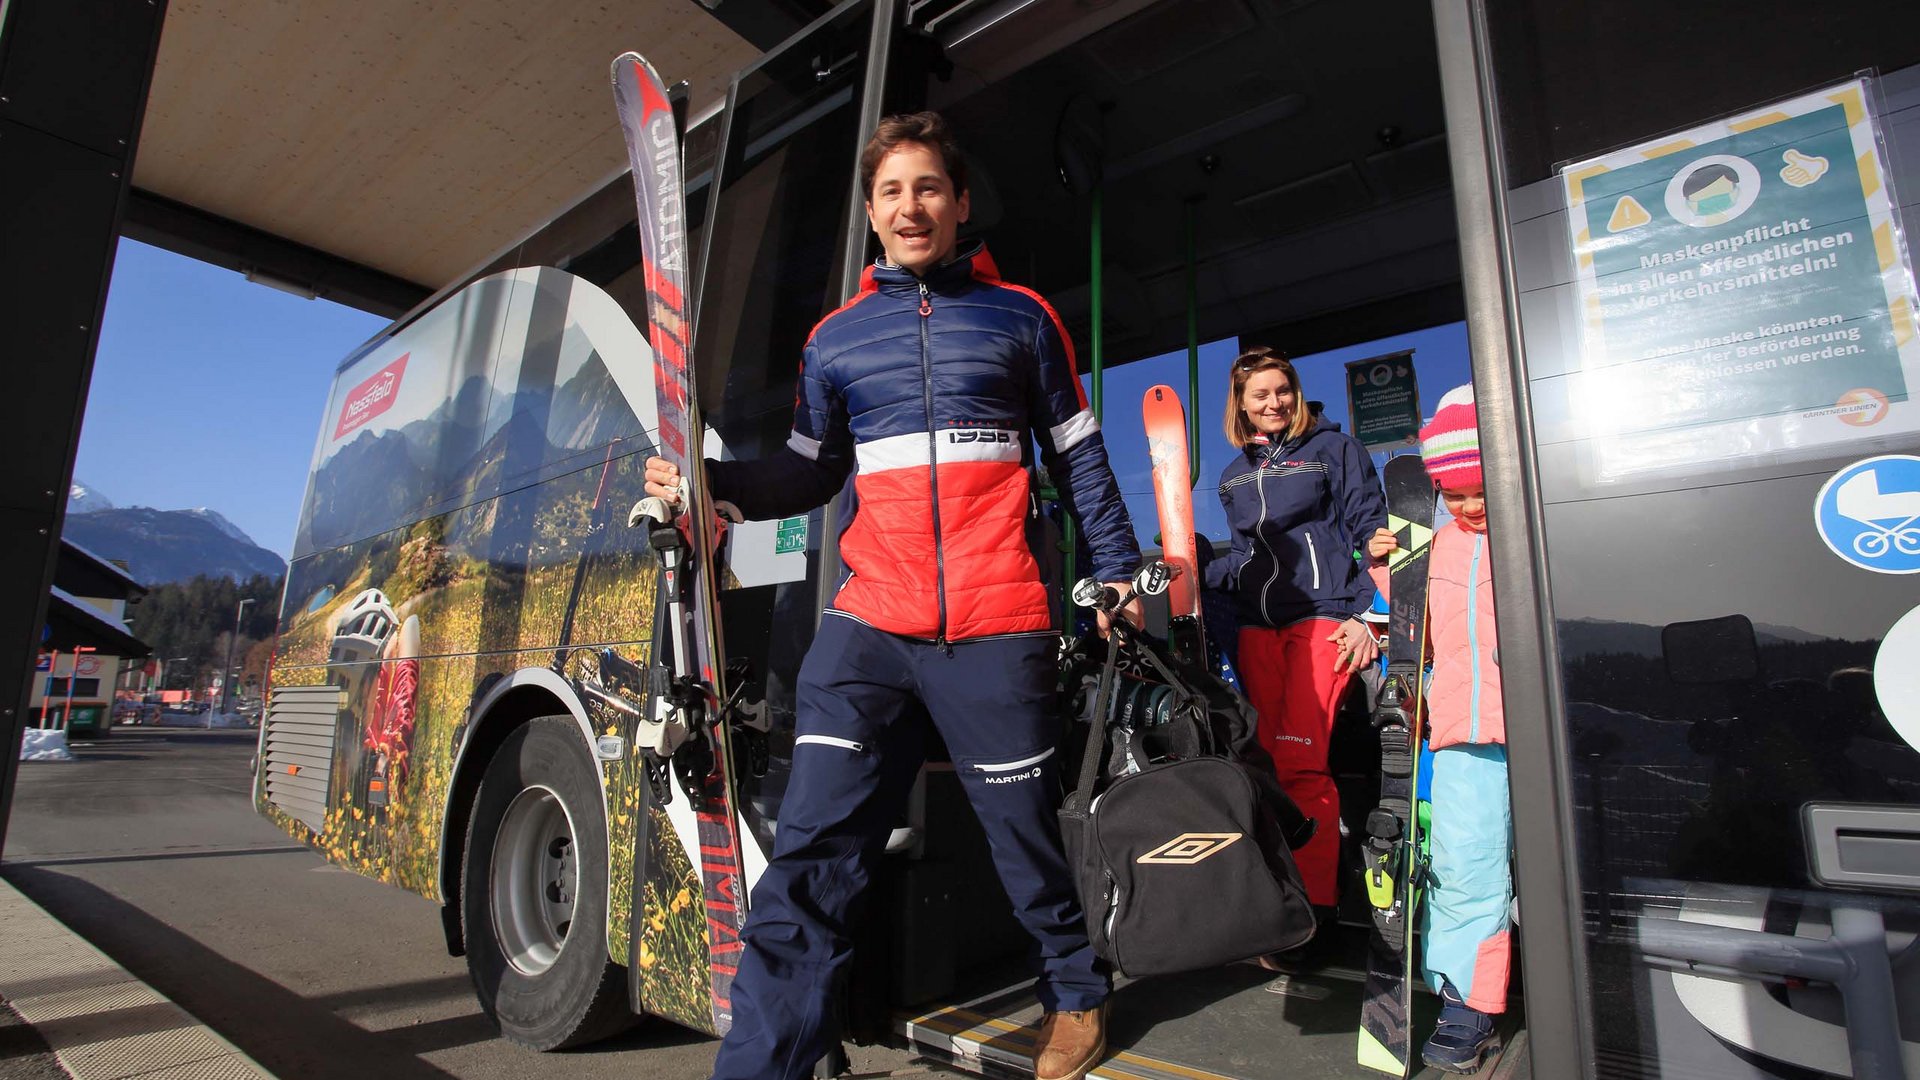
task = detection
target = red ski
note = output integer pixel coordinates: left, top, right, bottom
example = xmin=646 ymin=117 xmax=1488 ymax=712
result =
xmin=1143 ymin=385 xmax=1205 ymax=665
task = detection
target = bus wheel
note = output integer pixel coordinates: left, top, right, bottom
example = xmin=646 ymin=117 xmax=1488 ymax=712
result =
xmin=462 ymin=716 xmax=631 ymax=1050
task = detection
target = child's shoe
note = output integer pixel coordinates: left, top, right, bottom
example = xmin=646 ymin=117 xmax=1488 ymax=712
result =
xmin=1421 ymin=982 xmax=1497 ymax=1074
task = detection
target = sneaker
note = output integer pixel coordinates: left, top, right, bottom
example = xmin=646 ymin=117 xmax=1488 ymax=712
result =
xmin=1034 ymin=1002 xmax=1108 ymax=1080
xmin=1421 ymin=983 xmax=1498 ymax=1074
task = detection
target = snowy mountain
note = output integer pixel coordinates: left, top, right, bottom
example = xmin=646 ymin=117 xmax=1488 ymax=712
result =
xmin=68 ymin=481 xmax=116 ymax=515
xmin=61 ymin=506 xmax=285 ymax=585
xmin=185 ymin=507 xmax=258 ymax=547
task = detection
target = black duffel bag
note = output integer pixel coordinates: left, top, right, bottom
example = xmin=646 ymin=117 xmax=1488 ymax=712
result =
xmin=1056 ymin=622 xmax=1316 ymax=978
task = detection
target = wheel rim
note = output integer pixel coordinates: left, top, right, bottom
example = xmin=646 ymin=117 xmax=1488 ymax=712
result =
xmin=490 ymin=784 xmax=580 ymax=976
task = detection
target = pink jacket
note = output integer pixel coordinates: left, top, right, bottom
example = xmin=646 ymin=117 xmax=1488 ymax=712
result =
xmin=1424 ymin=520 xmax=1503 ymax=748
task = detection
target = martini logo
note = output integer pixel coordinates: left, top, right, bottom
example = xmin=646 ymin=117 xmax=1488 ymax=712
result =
xmin=1137 ymin=832 xmax=1243 ymax=865
xmin=334 ymin=353 xmax=409 ymax=440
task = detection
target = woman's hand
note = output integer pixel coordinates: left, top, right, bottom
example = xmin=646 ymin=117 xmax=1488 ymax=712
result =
xmin=1367 ymin=526 xmax=1398 ymax=560
xmin=1327 ymin=616 xmax=1380 ymax=675
xmin=644 ymin=456 xmax=683 ymax=505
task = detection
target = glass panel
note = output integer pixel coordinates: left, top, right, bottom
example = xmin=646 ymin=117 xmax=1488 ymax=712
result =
xmin=693 ymin=0 xmax=874 ymax=842
xmin=1505 ymin=64 xmax=1920 ymax=1080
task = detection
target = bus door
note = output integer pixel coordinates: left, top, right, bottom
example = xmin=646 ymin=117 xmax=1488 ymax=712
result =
xmin=1445 ymin=1 xmax=1920 ymax=1076
xmin=684 ymin=0 xmax=885 ymax=861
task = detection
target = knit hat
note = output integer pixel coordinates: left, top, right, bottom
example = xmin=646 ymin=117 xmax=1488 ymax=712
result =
xmin=1418 ymin=384 xmax=1482 ymax=491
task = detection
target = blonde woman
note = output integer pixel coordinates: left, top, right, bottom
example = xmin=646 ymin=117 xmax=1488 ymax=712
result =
xmin=1207 ymin=347 xmax=1392 ymax=917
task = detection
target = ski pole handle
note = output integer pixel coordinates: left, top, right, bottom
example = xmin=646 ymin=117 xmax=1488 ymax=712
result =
xmin=1072 ymin=577 xmax=1121 ymax=612
xmin=1132 ymin=560 xmax=1177 ymax=598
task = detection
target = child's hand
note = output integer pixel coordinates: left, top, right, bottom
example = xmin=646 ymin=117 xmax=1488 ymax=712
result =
xmin=1367 ymin=527 xmax=1398 ymax=560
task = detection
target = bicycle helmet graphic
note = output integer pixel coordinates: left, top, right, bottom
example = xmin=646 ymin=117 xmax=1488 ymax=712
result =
xmin=330 ymin=588 xmax=398 ymax=665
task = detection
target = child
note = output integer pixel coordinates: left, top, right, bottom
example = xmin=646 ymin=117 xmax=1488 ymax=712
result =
xmin=1415 ymin=385 xmax=1511 ymax=1073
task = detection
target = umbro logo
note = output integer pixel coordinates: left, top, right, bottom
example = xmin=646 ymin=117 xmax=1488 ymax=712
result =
xmin=1136 ymin=832 xmax=1243 ymax=865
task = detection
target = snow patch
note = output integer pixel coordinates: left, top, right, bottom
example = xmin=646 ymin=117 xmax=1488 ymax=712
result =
xmin=20 ymin=728 xmax=74 ymax=761
xmin=186 ymin=508 xmax=258 ymax=547
xmin=67 ymin=481 xmax=115 ymax=515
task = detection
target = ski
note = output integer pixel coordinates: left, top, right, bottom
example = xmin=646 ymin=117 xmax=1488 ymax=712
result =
xmin=1142 ymin=385 xmax=1205 ymax=667
xmin=1357 ymin=453 xmax=1437 ymax=1076
xmin=612 ymin=51 xmax=747 ymax=1035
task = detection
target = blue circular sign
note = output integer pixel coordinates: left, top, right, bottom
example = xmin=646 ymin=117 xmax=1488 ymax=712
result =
xmin=1814 ymin=454 xmax=1920 ymax=575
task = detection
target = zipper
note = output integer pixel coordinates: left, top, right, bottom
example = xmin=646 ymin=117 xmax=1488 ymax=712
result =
xmin=795 ymin=734 xmax=864 ymax=752
xmin=1304 ymin=530 xmax=1321 ymax=590
xmin=968 ymin=748 xmax=1056 ymax=773
xmin=1254 ymin=454 xmax=1280 ymax=625
xmin=919 ymin=280 xmax=951 ymax=653
xmin=1468 ymin=532 xmax=1484 ymax=743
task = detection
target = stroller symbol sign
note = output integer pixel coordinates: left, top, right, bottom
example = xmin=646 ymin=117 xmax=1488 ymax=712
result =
xmin=1815 ymin=455 xmax=1920 ymax=574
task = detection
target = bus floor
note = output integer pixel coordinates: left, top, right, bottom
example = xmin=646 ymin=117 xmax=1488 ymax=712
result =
xmin=891 ymin=925 xmax=1529 ymax=1080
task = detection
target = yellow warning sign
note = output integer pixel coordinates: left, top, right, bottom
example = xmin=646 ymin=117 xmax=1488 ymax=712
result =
xmin=1607 ymin=195 xmax=1651 ymax=232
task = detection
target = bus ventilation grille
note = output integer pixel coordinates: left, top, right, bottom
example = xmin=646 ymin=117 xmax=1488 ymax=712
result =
xmin=262 ymin=684 xmax=344 ymax=832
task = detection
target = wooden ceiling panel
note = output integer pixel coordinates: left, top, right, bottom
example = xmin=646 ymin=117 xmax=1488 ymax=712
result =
xmin=134 ymin=0 xmax=758 ymax=289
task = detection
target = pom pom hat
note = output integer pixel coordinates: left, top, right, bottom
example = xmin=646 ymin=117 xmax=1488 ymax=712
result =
xmin=1418 ymin=384 xmax=1482 ymax=492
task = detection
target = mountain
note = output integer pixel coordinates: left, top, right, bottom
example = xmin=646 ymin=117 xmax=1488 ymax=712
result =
xmin=185 ymin=507 xmax=258 ymax=546
xmin=61 ymin=507 xmax=286 ymax=586
xmin=68 ymin=481 xmax=115 ymax=515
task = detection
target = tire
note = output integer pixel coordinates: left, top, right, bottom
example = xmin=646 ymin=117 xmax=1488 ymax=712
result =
xmin=462 ymin=716 xmax=632 ymax=1049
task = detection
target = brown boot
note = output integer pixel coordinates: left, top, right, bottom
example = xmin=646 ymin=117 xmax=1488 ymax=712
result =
xmin=1034 ymin=1002 xmax=1108 ymax=1080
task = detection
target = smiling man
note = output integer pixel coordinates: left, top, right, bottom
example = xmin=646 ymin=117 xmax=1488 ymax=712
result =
xmin=643 ymin=112 xmax=1140 ymax=1080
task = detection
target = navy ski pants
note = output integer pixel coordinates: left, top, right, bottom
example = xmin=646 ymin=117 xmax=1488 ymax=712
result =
xmin=710 ymin=614 xmax=1107 ymax=1080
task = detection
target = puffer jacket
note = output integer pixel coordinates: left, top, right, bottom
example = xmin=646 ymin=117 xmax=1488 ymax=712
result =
xmin=1425 ymin=519 xmax=1503 ymax=748
xmin=707 ymin=242 xmax=1138 ymax=642
xmin=1205 ymin=418 xmax=1386 ymax=628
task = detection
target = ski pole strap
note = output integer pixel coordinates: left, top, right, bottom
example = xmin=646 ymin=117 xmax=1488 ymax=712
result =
xmin=1072 ymin=634 xmax=1124 ymax=802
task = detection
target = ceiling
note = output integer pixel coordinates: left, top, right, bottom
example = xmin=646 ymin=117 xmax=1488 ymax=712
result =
xmin=931 ymin=0 xmax=1459 ymax=362
xmin=130 ymin=0 xmax=765 ymax=305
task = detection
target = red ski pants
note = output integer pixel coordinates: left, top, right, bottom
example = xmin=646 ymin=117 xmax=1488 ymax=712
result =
xmin=1238 ymin=618 xmax=1351 ymax=907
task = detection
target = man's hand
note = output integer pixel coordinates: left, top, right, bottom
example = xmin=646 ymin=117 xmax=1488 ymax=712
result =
xmin=1096 ymin=580 xmax=1144 ymax=639
xmin=644 ymin=456 xmax=684 ymax=506
xmin=1367 ymin=527 xmax=1398 ymax=560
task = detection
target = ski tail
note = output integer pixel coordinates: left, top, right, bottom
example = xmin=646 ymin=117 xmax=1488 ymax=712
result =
xmin=1143 ymin=385 xmax=1202 ymax=663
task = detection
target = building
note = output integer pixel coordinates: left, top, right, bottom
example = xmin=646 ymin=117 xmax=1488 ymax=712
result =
xmin=32 ymin=540 xmax=150 ymax=736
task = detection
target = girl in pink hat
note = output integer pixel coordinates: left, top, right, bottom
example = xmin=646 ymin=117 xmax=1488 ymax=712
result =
xmin=1410 ymin=384 xmax=1511 ymax=1073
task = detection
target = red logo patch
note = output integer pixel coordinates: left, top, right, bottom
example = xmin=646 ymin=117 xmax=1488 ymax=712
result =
xmin=334 ymin=353 xmax=409 ymax=440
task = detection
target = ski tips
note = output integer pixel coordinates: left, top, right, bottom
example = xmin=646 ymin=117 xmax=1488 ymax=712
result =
xmin=609 ymin=52 xmax=672 ymax=119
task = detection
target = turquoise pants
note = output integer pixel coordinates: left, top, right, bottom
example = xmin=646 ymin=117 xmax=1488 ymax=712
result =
xmin=1419 ymin=743 xmax=1513 ymax=1013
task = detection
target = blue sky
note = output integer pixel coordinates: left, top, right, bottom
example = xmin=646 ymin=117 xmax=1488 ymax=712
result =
xmin=76 ymin=239 xmax=389 ymax=557
xmin=79 ymin=237 xmax=1471 ymax=560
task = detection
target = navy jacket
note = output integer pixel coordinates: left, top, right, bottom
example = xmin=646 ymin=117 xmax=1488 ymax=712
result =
xmin=1205 ymin=417 xmax=1386 ymax=629
xmin=707 ymin=242 xmax=1138 ymax=641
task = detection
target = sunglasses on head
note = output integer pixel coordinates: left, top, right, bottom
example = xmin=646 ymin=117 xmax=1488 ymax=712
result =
xmin=1234 ymin=349 xmax=1280 ymax=371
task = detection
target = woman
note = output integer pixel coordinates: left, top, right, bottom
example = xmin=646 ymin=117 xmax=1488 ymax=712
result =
xmin=1207 ymin=346 xmax=1391 ymax=914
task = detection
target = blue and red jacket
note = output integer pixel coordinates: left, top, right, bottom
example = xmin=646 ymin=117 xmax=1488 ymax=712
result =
xmin=706 ymin=242 xmax=1139 ymax=642
xmin=1205 ymin=417 xmax=1386 ymax=629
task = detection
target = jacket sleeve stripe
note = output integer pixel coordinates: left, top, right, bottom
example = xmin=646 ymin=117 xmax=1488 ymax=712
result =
xmin=787 ymin=430 xmax=823 ymax=461
xmin=1049 ymin=408 xmax=1100 ymax=453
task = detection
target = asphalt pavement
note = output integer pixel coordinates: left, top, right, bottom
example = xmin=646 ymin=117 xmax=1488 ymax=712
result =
xmin=2 ymin=730 xmax=959 ymax=1080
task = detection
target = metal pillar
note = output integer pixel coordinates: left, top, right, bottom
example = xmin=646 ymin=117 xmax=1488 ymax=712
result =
xmin=1431 ymin=0 xmax=1593 ymax=1077
xmin=0 ymin=0 xmax=169 ymax=857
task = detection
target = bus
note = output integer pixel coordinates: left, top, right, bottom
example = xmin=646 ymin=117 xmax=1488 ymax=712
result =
xmin=257 ymin=0 xmax=1920 ymax=1076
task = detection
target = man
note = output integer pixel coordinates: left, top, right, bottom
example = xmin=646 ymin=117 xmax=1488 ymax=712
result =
xmin=643 ymin=111 xmax=1140 ymax=1080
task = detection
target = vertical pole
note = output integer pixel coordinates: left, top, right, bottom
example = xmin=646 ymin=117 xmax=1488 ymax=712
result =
xmin=0 ymin=0 xmax=170 ymax=856
xmin=1090 ymin=187 xmax=1105 ymax=420
xmin=1184 ymin=200 xmax=1200 ymax=488
xmin=1432 ymin=0 xmax=1592 ymax=1076
xmin=42 ymin=649 xmax=58 ymax=730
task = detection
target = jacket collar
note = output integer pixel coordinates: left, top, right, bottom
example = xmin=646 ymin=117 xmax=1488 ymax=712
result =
xmin=867 ymin=239 xmax=993 ymax=292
